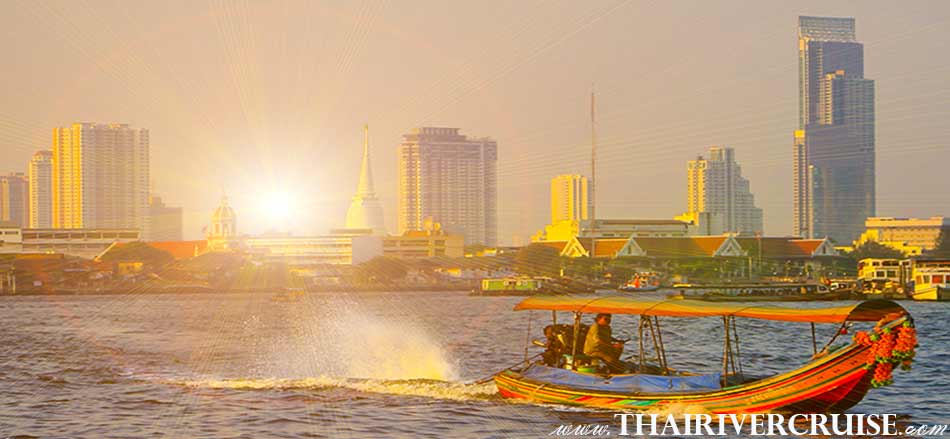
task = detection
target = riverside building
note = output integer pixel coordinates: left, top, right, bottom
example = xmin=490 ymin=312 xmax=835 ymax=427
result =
xmin=28 ymin=151 xmax=53 ymax=228
xmin=550 ymin=174 xmax=591 ymax=224
xmin=854 ymin=217 xmax=950 ymax=256
xmin=680 ymin=147 xmax=763 ymax=236
xmin=397 ymin=127 xmax=497 ymax=246
xmin=0 ymin=173 xmax=28 ymax=227
xmin=52 ymin=123 xmax=150 ymax=231
xmin=144 ymin=195 xmax=183 ymax=242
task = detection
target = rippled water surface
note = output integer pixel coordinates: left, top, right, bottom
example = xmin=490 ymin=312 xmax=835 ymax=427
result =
xmin=0 ymin=291 xmax=947 ymax=438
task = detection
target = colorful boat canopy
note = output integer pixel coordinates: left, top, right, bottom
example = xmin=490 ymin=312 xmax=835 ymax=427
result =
xmin=513 ymin=296 xmax=906 ymax=323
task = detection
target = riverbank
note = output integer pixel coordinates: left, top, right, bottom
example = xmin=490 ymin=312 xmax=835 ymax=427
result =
xmin=0 ymin=284 xmax=476 ymax=296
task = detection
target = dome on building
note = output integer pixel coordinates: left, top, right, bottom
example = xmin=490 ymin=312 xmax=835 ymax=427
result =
xmin=212 ymin=196 xmax=236 ymax=224
xmin=209 ymin=195 xmax=237 ymax=245
xmin=345 ymin=125 xmax=386 ymax=234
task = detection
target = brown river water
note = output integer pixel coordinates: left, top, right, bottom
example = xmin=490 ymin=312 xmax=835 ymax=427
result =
xmin=0 ymin=291 xmax=947 ymax=438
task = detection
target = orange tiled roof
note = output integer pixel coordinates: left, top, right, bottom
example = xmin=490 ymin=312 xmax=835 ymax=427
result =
xmin=145 ymin=240 xmax=208 ymax=260
xmin=571 ymin=238 xmax=628 ymax=257
xmin=590 ymin=239 xmax=628 ymax=257
xmin=536 ymin=241 xmax=568 ymax=252
xmin=633 ymin=237 xmax=727 ymax=258
xmin=735 ymin=237 xmax=828 ymax=258
xmin=790 ymin=239 xmax=824 ymax=255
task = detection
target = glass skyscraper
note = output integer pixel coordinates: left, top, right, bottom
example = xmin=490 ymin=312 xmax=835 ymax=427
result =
xmin=793 ymin=16 xmax=875 ymax=244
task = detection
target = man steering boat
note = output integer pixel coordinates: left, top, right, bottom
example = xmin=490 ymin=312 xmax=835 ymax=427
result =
xmin=583 ymin=313 xmax=627 ymax=373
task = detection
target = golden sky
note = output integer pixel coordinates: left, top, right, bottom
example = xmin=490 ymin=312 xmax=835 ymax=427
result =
xmin=1 ymin=0 xmax=948 ymax=242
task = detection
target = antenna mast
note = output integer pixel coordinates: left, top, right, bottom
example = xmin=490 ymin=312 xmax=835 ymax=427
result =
xmin=590 ymin=85 xmax=597 ymax=258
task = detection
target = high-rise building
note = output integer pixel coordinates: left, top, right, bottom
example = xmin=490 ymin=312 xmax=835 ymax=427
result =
xmin=28 ymin=150 xmax=53 ymax=228
xmin=344 ymin=125 xmax=386 ymax=234
xmin=52 ymin=123 xmax=150 ymax=230
xmin=0 ymin=172 xmax=28 ymax=226
xmin=397 ymin=127 xmax=497 ymax=246
xmin=683 ymin=147 xmax=763 ymax=235
xmin=144 ymin=195 xmax=183 ymax=241
xmin=550 ymin=174 xmax=591 ymax=224
xmin=794 ymin=16 xmax=875 ymax=243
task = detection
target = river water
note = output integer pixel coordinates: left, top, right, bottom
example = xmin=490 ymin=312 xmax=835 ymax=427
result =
xmin=0 ymin=291 xmax=946 ymax=438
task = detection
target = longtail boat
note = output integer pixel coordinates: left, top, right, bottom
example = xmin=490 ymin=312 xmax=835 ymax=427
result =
xmin=493 ymin=296 xmax=917 ymax=413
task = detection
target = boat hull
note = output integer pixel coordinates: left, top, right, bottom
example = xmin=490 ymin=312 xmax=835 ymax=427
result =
xmin=619 ymin=285 xmax=659 ymax=293
xmin=495 ymin=339 xmax=876 ymax=413
xmin=912 ymin=285 xmax=950 ymax=301
xmin=691 ymin=291 xmax=852 ymax=302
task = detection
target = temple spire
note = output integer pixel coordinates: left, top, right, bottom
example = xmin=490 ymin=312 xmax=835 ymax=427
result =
xmin=356 ymin=123 xmax=375 ymax=197
xmin=345 ymin=123 xmax=386 ymax=234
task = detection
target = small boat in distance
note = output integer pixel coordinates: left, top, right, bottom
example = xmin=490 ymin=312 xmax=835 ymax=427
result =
xmin=668 ymin=282 xmax=847 ymax=302
xmin=619 ymin=272 xmax=660 ymax=292
xmin=493 ymin=296 xmax=916 ymax=413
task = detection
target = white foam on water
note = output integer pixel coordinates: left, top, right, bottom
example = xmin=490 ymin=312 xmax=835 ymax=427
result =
xmin=173 ymin=376 xmax=498 ymax=402
xmin=164 ymin=296 xmax=490 ymax=401
xmin=268 ymin=297 xmax=459 ymax=381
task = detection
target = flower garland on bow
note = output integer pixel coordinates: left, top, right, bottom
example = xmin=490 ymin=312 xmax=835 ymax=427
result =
xmin=853 ymin=317 xmax=917 ymax=388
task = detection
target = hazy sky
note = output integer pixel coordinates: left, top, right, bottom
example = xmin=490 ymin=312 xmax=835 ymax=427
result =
xmin=2 ymin=0 xmax=948 ymax=243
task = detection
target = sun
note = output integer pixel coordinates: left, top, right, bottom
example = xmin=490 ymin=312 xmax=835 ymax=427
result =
xmin=259 ymin=190 xmax=295 ymax=223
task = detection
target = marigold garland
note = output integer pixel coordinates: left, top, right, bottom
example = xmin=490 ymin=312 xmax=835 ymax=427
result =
xmin=853 ymin=318 xmax=917 ymax=388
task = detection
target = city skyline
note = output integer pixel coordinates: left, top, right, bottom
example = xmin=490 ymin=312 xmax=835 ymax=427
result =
xmin=2 ymin=1 xmax=948 ymax=243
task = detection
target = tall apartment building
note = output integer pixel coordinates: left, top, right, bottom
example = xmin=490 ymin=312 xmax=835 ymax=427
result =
xmin=793 ymin=16 xmax=875 ymax=243
xmin=550 ymin=174 xmax=591 ymax=224
xmin=0 ymin=173 xmax=28 ymax=226
xmin=144 ymin=195 xmax=183 ymax=241
xmin=28 ymin=150 xmax=53 ymax=228
xmin=52 ymin=123 xmax=150 ymax=230
xmin=397 ymin=127 xmax=497 ymax=246
xmin=683 ymin=147 xmax=763 ymax=235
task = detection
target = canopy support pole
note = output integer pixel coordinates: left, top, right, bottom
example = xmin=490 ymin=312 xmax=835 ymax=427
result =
xmin=810 ymin=322 xmax=818 ymax=356
xmin=638 ymin=316 xmax=645 ymax=372
xmin=552 ymin=310 xmax=557 ymax=326
xmin=646 ymin=318 xmax=661 ymax=370
xmin=654 ymin=316 xmax=670 ymax=375
xmin=570 ymin=312 xmax=581 ymax=370
xmin=730 ymin=316 xmax=742 ymax=377
xmin=524 ymin=311 xmax=533 ymax=366
xmin=722 ymin=316 xmax=731 ymax=381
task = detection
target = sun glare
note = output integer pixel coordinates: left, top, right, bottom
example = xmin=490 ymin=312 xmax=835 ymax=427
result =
xmin=259 ymin=190 xmax=295 ymax=223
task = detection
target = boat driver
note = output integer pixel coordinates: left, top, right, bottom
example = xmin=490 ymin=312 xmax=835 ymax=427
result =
xmin=584 ymin=313 xmax=626 ymax=373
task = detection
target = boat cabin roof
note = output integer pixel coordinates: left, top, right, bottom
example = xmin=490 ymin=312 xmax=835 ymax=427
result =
xmin=513 ymin=296 xmax=906 ymax=324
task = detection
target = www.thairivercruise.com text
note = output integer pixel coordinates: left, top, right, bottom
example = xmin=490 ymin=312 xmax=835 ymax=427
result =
xmin=548 ymin=414 xmax=948 ymax=436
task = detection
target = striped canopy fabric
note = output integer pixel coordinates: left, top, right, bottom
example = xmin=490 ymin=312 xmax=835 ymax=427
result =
xmin=513 ymin=296 xmax=906 ymax=323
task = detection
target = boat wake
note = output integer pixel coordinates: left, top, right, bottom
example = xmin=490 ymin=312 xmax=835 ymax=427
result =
xmin=163 ymin=298 xmax=502 ymax=402
xmin=171 ymin=376 xmax=499 ymax=402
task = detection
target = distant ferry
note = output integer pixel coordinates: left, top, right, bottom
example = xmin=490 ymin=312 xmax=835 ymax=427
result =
xmin=474 ymin=277 xmax=546 ymax=296
xmin=857 ymin=258 xmax=904 ymax=298
xmin=910 ymin=259 xmax=950 ymax=301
